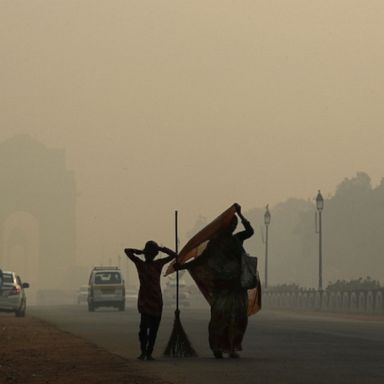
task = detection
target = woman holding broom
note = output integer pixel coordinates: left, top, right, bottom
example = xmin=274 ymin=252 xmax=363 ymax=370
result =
xmin=175 ymin=203 xmax=254 ymax=359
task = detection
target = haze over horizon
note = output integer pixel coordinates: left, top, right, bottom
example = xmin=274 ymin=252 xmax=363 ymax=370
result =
xmin=1 ymin=1 xmax=384 ymax=275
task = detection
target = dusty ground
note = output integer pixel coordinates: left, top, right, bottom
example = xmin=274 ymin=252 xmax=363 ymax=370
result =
xmin=0 ymin=314 xmax=170 ymax=384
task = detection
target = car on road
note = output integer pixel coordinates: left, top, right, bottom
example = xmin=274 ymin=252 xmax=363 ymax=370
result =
xmin=0 ymin=271 xmax=29 ymax=317
xmin=87 ymin=266 xmax=125 ymax=312
xmin=77 ymin=285 xmax=89 ymax=304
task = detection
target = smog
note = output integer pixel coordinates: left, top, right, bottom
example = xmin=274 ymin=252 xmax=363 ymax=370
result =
xmin=0 ymin=2 xmax=383 ymax=383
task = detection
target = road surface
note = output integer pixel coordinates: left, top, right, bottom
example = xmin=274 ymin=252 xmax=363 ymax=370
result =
xmin=29 ymin=302 xmax=384 ymax=384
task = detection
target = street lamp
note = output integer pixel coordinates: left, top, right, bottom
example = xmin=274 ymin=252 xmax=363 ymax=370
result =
xmin=316 ymin=190 xmax=324 ymax=291
xmin=264 ymin=204 xmax=271 ymax=289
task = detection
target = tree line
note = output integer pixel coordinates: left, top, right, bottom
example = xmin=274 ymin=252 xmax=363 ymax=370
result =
xmin=244 ymin=172 xmax=384 ymax=288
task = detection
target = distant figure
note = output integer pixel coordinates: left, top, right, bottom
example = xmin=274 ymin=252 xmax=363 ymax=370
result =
xmin=125 ymin=241 xmax=176 ymax=360
xmin=0 ymin=269 xmax=3 ymax=288
xmin=176 ymin=203 xmax=254 ymax=358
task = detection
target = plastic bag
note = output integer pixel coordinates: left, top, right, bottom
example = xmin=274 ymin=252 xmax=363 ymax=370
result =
xmin=240 ymin=253 xmax=258 ymax=289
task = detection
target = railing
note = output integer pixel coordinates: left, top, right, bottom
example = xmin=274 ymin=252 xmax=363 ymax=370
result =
xmin=263 ymin=288 xmax=384 ymax=314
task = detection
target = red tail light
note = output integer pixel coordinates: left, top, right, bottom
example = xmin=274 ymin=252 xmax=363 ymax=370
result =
xmin=9 ymin=286 xmax=21 ymax=295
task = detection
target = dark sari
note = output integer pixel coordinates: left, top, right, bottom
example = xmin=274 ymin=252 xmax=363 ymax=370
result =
xmin=187 ymin=220 xmax=253 ymax=353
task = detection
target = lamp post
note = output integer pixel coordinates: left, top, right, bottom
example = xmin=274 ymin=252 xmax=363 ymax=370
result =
xmin=316 ymin=190 xmax=324 ymax=291
xmin=264 ymin=205 xmax=271 ymax=289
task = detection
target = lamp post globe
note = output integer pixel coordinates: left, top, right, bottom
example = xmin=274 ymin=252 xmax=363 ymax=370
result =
xmin=316 ymin=190 xmax=324 ymax=211
xmin=264 ymin=205 xmax=271 ymax=226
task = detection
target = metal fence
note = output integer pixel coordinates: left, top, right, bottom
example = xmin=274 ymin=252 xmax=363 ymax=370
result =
xmin=263 ymin=288 xmax=384 ymax=314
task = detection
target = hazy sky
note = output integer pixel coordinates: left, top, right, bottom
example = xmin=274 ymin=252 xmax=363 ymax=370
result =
xmin=1 ymin=1 xmax=384 ymax=265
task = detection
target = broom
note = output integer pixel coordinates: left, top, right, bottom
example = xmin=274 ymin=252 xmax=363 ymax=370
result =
xmin=163 ymin=210 xmax=197 ymax=357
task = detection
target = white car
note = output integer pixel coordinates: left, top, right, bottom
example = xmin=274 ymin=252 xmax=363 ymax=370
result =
xmin=0 ymin=271 xmax=29 ymax=317
xmin=87 ymin=267 xmax=125 ymax=312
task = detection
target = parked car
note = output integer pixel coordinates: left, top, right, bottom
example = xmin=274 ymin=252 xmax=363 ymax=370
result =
xmin=87 ymin=266 xmax=125 ymax=312
xmin=0 ymin=271 xmax=29 ymax=317
xmin=77 ymin=285 xmax=89 ymax=304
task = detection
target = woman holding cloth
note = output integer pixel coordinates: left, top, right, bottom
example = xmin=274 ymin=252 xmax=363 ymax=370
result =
xmin=175 ymin=203 xmax=254 ymax=359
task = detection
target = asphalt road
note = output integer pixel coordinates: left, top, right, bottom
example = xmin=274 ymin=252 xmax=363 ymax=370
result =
xmin=29 ymin=302 xmax=384 ymax=384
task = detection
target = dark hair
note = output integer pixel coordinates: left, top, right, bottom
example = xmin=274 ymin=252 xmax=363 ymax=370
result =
xmin=143 ymin=240 xmax=159 ymax=259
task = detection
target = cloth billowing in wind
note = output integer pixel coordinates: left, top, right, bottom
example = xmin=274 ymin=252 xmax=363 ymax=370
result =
xmin=165 ymin=205 xmax=261 ymax=316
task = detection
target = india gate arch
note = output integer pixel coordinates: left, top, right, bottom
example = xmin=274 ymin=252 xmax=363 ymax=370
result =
xmin=0 ymin=135 xmax=76 ymax=291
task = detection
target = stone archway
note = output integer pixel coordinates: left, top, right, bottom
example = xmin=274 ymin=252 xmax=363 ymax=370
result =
xmin=1 ymin=211 xmax=39 ymax=301
xmin=1 ymin=211 xmax=39 ymax=281
xmin=0 ymin=135 xmax=76 ymax=290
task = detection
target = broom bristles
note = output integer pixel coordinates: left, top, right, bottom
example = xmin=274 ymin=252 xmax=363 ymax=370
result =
xmin=164 ymin=310 xmax=197 ymax=357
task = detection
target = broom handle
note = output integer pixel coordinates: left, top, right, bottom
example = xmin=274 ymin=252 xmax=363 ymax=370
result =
xmin=175 ymin=210 xmax=179 ymax=313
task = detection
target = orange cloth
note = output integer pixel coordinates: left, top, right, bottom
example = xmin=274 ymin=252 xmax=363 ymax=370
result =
xmin=166 ymin=204 xmax=261 ymax=316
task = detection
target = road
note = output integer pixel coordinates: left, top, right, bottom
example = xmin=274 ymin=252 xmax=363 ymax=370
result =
xmin=29 ymin=302 xmax=384 ymax=384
